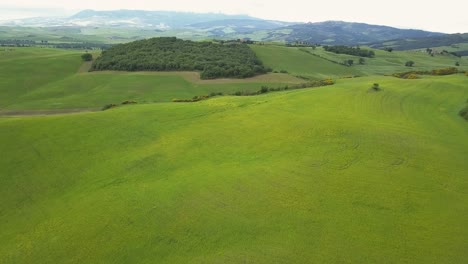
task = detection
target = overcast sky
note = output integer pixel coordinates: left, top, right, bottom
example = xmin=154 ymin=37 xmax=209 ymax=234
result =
xmin=1 ymin=0 xmax=467 ymax=33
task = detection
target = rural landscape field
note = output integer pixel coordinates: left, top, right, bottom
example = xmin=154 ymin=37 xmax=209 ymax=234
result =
xmin=1 ymin=1 xmax=467 ymax=263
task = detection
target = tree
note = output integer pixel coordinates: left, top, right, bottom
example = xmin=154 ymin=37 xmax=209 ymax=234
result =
xmin=81 ymin=53 xmax=92 ymax=61
xmin=359 ymin=58 xmax=365 ymax=65
xmin=455 ymin=62 xmax=460 ymax=66
xmin=385 ymin=47 xmax=393 ymax=52
xmin=405 ymin=61 xmax=415 ymax=67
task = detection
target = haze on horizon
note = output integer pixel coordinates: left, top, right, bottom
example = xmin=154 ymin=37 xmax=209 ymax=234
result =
xmin=1 ymin=0 xmax=467 ymax=34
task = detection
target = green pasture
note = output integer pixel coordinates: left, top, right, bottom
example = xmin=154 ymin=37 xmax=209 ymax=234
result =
xmin=250 ymin=45 xmax=362 ymax=79
xmin=301 ymin=46 xmax=468 ymax=75
xmin=0 ymin=47 xmax=301 ymax=110
xmin=0 ymin=75 xmax=467 ymax=263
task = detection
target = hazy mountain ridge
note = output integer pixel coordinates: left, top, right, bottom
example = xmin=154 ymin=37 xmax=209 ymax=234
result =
xmin=263 ymin=21 xmax=445 ymax=45
xmin=0 ymin=10 xmax=257 ymax=28
xmin=0 ymin=9 xmax=459 ymax=46
xmin=369 ymin=33 xmax=468 ymax=50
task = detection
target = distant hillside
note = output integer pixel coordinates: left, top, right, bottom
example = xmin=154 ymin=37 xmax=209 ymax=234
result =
xmin=0 ymin=10 xmax=257 ymax=29
xmin=0 ymin=10 xmax=451 ymax=46
xmin=91 ymin=37 xmax=269 ymax=79
xmin=263 ymin=21 xmax=444 ymax=45
xmin=189 ymin=19 xmax=294 ymax=35
xmin=369 ymin=33 xmax=468 ymax=51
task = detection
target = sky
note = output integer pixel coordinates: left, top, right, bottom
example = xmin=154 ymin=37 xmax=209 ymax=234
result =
xmin=1 ymin=0 xmax=467 ymax=33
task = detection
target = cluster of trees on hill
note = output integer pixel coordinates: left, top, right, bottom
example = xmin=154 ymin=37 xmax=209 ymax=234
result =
xmin=90 ymin=37 xmax=269 ymax=79
xmin=323 ymin=45 xmax=375 ymax=58
xmin=0 ymin=39 xmax=36 ymax=47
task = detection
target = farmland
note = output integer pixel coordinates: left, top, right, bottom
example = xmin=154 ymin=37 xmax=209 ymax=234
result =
xmin=0 ymin=41 xmax=467 ymax=263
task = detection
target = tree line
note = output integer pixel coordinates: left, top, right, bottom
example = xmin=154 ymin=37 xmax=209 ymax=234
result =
xmin=323 ymin=45 xmax=375 ymax=58
xmin=90 ymin=37 xmax=270 ymax=79
xmin=0 ymin=39 xmax=111 ymax=50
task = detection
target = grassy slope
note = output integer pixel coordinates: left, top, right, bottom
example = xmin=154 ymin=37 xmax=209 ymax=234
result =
xmin=303 ymin=46 xmax=468 ymax=75
xmin=1 ymin=75 xmax=467 ymax=263
xmin=250 ymin=45 xmax=362 ymax=79
xmin=0 ymin=48 xmax=82 ymax=108
xmin=0 ymin=48 xmax=302 ymax=110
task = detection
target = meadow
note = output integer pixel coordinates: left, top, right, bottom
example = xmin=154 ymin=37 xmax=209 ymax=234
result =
xmin=251 ymin=44 xmax=467 ymax=78
xmin=0 ymin=47 xmax=301 ymax=111
xmin=0 ymin=45 xmax=467 ymax=263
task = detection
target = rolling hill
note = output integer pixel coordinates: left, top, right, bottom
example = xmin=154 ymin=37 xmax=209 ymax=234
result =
xmin=0 ymin=10 xmax=448 ymax=45
xmin=369 ymin=33 xmax=468 ymax=52
xmin=1 ymin=73 xmax=467 ymax=263
xmin=262 ymin=21 xmax=444 ymax=45
xmin=1 ymin=37 xmax=468 ymax=263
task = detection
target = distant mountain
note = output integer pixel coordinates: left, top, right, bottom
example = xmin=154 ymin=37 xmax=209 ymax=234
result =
xmin=369 ymin=33 xmax=468 ymax=51
xmin=263 ymin=21 xmax=444 ymax=45
xmin=188 ymin=19 xmax=294 ymax=34
xmin=0 ymin=10 xmax=258 ymax=29
xmin=0 ymin=10 xmax=452 ymax=46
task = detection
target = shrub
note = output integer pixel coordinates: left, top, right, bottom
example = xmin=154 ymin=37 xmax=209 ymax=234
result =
xmin=405 ymin=61 xmax=415 ymax=67
xmin=459 ymin=105 xmax=468 ymax=121
xmin=431 ymin=67 xmax=458 ymax=76
xmin=279 ymin=69 xmax=288 ymax=73
xmin=102 ymin=103 xmax=117 ymax=110
xmin=406 ymin=73 xmax=419 ymax=79
xmin=371 ymin=83 xmax=381 ymax=91
xmin=81 ymin=53 xmax=92 ymax=61
xmin=121 ymin=100 xmax=137 ymax=105
xmin=260 ymin=86 xmax=269 ymax=94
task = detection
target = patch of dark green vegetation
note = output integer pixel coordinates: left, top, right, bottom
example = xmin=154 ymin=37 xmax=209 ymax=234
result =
xmin=81 ymin=53 xmax=92 ymax=61
xmin=323 ymin=45 xmax=375 ymax=58
xmin=102 ymin=103 xmax=118 ymax=111
xmin=172 ymin=79 xmax=335 ymax=102
xmin=233 ymin=78 xmax=334 ymax=96
xmin=102 ymin=100 xmax=138 ymax=110
xmin=90 ymin=37 xmax=270 ymax=79
xmin=459 ymin=100 xmax=468 ymax=121
xmin=392 ymin=67 xmax=459 ymax=79
xmin=369 ymin=83 xmax=382 ymax=92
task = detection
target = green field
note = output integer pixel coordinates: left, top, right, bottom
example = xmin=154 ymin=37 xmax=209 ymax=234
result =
xmin=1 ymin=45 xmax=468 ymax=263
xmin=251 ymin=45 xmax=362 ymax=79
xmin=0 ymin=48 xmax=302 ymax=111
xmin=302 ymin=46 xmax=468 ymax=75
xmin=250 ymin=44 xmax=468 ymax=78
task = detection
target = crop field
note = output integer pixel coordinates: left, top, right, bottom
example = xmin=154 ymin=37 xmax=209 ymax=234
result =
xmin=1 ymin=73 xmax=467 ymax=263
xmin=0 ymin=45 xmax=467 ymax=263
xmin=300 ymin=46 xmax=468 ymax=75
xmin=0 ymin=48 xmax=302 ymax=111
xmin=250 ymin=45 xmax=362 ymax=79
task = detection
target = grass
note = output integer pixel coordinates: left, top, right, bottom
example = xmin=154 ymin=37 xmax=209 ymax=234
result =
xmin=303 ymin=46 xmax=468 ymax=75
xmin=1 ymin=74 xmax=467 ymax=263
xmin=0 ymin=47 xmax=302 ymax=110
xmin=250 ymin=45 xmax=362 ymax=79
